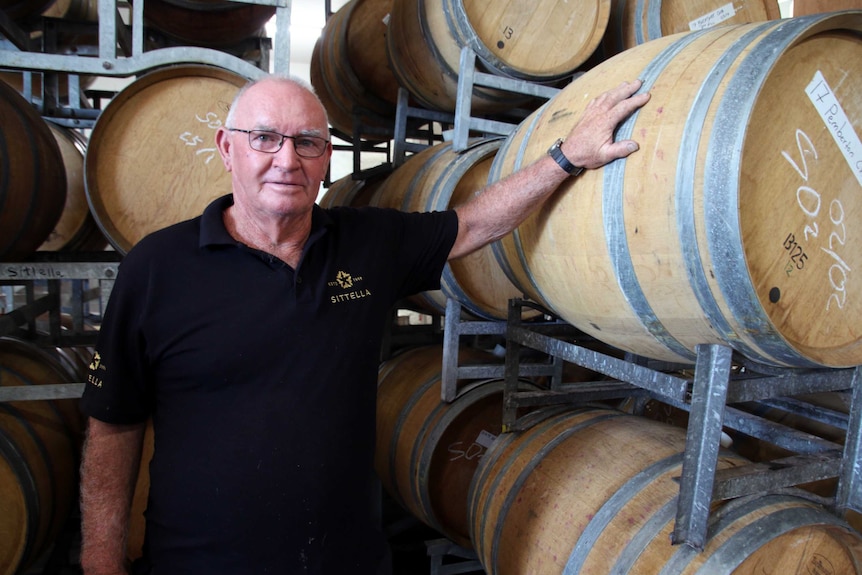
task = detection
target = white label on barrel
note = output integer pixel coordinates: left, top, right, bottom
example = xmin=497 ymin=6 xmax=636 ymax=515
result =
xmin=806 ymin=70 xmax=862 ymax=189
xmin=689 ymin=3 xmax=736 ymax=30
xmin=475 ymin=429 xmax=497 ymax=449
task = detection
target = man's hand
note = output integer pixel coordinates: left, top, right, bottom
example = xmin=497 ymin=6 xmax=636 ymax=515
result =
xmin=561 ymin=79 xmax=651 ymax=170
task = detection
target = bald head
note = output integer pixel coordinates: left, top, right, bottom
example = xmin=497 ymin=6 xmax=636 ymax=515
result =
xmin=225 ymin=75 xmax=329 ymax=133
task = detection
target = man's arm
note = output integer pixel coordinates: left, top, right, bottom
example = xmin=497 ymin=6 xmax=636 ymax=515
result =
xmin=449 ymin=79 xmax=650 ymax=260
xmin=79 ymin=417 xmax=147 ymax=575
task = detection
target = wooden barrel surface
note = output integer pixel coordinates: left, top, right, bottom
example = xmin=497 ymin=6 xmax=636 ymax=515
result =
xmin=310 ymin=0 xmax=399 ymax=139
xmin=604 ymin=0 xmax=781 ymax=56
xmin=795 ymin=1 xmax=862 ymax=16
xmin=39 ymin=124 xmax=107 ymax=252
xmin=372 ymin=139 xmax=534 ymax=320
xmin=375 ymin=345 xmax=525 ymax=549
xmin=0 ymin=337 xmax=84 ymax=441
xmin=468 ymin=406 xmax=862 ymax=574
xmin=318 ymin=172 xmax=390 ymax=210
xmin=0 ymin=0 xmax=55 ymax=21
xmin=490 ymin=13 xmax=862 ymax=368
xmin=385 ymin=0 xmax=537 ymax=114
xmin=369 ymin=144 xmax=452 ymax=315
xmin=142 ymin=0 xmax=274 ymax=47
xmin=85 ymin=65 xmax=249 ymax=254
xmin=442 ymin=0 xmax=611 ymax=81
xmin=42 ymin=0 xmax=98 ymax=20
xmin=0 ymin=435 xmax=33 ymax=574
xmin=0 ymin=80 xmax=67 ymax=262
xmin=0 ymin=402 xmax=78 ymax=575
xmin=0 ymin=338 xmax=82 ymax=575
xmin=630 ymin=391 xmax=862 ymax=533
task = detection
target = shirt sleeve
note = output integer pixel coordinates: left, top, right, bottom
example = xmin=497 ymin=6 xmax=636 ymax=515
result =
xmin=79 ymin=247 xmax=155 ymax=424
xmin=390 ymin=209 xmax=458 ymax=299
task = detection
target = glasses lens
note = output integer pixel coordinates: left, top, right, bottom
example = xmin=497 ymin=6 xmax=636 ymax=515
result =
xmin=249 ymin=130 xmax=283 ymax=153
xmin=293 ymin=136 xmax=328 ymax=158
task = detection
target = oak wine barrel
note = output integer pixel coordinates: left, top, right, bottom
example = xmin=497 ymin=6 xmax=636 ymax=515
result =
xmin=39 ymin=124 xmax=107 ymax=252
xmin=318 ymin=171 xmax=389 ymax=210
xmin=372 ymin=139 xmax=534 ymax=320
xmin=468 ymin=406 xmax=862 ymax=574
xmin=85 ymin=65 xmax=250 ymax=254
xmin=0 ymin=80 xmax=67 ymax=261
xmin=386 ymin=0 xmax=563 ymax=114
xmin=0 ymin=0 xmax=55 ymax=21
xmin=0 ymin=338 xmax=83 ymax=575
xmin=490 ymin=13 xmax=862 ymax=367
xmin=795 ymin=1 xmax=862 ymax=16
xmin=309 ymin=0 xmax=400 ymax=140
xmin=141 ymin=0 xmax=274 ymax=48
xmin=440 ymin=0 xmax=610 ymax=82
xmin=375 ymin=345 xmax=533 ymax=548
xmin=603 ymin=0 xmax=781 ymax=57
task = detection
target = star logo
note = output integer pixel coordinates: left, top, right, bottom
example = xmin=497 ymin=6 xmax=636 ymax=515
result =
xmin=335 ymin=270 xmax=353 ymax=289
xmin=89 ymin=351 xmax=101 ymax=371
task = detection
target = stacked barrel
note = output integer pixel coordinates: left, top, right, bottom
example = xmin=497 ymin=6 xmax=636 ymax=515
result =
xmin=375 ymin=346 xmax=862 ymax=575
xmin=331 ymin=1 xmax=862 ymax=574
xmin=0 ymin=80 xmax=68 ymax=261
xmin=486 ymin=12 xmax=862 ymax=369
xmin=0 ymin=0 xmax=270 ymax=262
xmin=0 ymin=337 xmax=86 ymax=574
xmin=319 ymin=1 xmax=862 ymax=370
xmin=3 ymin=0 xmax=862 ymax=573
xmin=0 ymin=2 xmax=264 ymax=574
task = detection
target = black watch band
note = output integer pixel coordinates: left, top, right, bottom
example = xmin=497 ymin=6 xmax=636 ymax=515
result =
xmin=547 ymin=138 xmax=584 ymax=177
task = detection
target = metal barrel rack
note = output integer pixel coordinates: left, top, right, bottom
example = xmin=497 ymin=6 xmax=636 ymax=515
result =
xmin=0 ymin=0 xmax=285 ymax=94
xmin=491 ymin=297 xmax=862 ymax=550
xmin=0 ymin=0 xmax=288 ymax=401
xmin=425 ymin=30 xmax=862 ymax=556
xmin=0 ymin=252 xmax=122 ymax=404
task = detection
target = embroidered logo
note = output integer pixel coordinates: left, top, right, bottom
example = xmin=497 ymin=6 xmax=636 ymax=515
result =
xmin=88 ymin=351 xmax=105 ymax=388
xmin=335 ymin=270 xmax=353 ymax=289
xmin=327 ymin=270 xmax=371 ymax=304
xmin=89 ymin=351 xmax=101 ymax=371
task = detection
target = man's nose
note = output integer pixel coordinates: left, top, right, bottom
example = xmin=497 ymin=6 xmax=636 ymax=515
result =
xmin=272 ymin=138 xmax=302 ymax=167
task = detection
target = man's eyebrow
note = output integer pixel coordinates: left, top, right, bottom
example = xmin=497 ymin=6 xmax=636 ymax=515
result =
xmin=252 ymin=127 xmax=326 ymax=137
xmin=297 ymin=128 xmax=327 ymax=137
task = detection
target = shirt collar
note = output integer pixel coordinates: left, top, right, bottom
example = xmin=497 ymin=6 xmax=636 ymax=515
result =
xmin=199 ymin=194 xmax=333 ymax=250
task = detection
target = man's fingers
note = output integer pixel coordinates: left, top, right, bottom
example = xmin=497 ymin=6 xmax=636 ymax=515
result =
xmin=613 ymin=79 xmax=644 ymax=100
xmin=606 ymin=139 xmax=640 ymax=160
xmin=590 ymin=79 xmax=644 ymax=110
xmin=560 ymin=78 xmax=651 ymax=169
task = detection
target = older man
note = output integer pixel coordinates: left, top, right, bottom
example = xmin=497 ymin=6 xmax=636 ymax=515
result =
xmin=79 ymin=75 xmax=648 ymax=575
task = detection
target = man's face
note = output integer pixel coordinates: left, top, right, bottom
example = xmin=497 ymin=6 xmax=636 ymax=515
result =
xmin=216 ymin=79 xmax=332 ymax=220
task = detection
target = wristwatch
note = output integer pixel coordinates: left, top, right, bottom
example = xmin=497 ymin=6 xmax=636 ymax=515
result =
xmin=547 ymin=138 xmax=585 ymax=177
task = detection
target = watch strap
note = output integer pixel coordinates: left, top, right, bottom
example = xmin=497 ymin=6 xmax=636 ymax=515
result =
xmin=547 ymin=138 xmax=584 ymax=176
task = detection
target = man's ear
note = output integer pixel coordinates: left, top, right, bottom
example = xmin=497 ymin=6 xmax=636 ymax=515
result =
xmin=215 ymin=127 xmax=232 ymax=172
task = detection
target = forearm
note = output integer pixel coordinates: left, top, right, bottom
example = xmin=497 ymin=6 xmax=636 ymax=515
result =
xmin=79 ymin=418 xmax=146 ymax=575
xmin=452 ymin=153 xmax=568 ymax=259
xmin=448 ymin=79 xmax=649 ymax=260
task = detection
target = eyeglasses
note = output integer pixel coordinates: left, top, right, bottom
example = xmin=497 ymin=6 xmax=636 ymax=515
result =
xmin=227 ymin=128 xmax=330 ymax=158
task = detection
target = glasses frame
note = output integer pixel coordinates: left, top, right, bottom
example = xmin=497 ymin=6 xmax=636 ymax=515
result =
xmin=227 ymin=128 xmax=330 ymax=158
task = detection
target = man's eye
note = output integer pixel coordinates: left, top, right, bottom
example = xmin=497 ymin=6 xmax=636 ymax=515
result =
xmin=255 ymin=133 xmax=277 ymax=143
xmin=295 ymin=138 xmax=317 ymax=148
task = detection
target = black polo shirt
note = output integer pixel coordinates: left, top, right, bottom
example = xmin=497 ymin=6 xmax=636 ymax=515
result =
xmin=81 ymin=194 xmax=458 ymax=574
